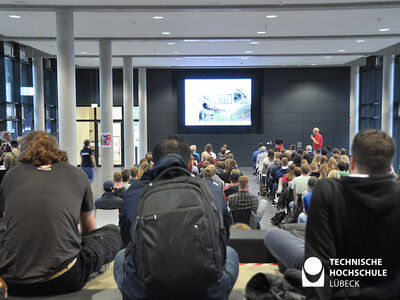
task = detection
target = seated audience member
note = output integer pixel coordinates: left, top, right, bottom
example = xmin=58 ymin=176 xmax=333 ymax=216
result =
xmin=261 ymin=149 xmax=275 ymax=175
xmin=3 ymin=140 xmax=19 ymax=170
xmin=203 ymin=165 xmax=224 ymax=188
xmin=138 ymin=160 xmax=149 ymax=178
xmin=95 ymin=180 xmax=123 ymax=211
xmin=319 ymin=163 xmax=328 ymax=179
xmin=313 ymin=148 xmax=321 ymax=156
xmin=320 ymin=155 xmax=328 ymax=165
xmin=128 ymin=166 xmax=138 ymax=184
xmin=309 ymin=162 xmax=320 ymax=178
xmin=204 ymin=143 xmax=217 ymax=159
xmin=337 ymin=161 xmax=349 ymax=177
xmin=292 ymin=164 xmax=310 ymax=197
xmin=215 ymin=161 xmax=226 ymax=179
xmin=282 ymin=163 xmax=296 ymax=185
xmin=274 ymin=157 xmax=289 ymax=181
xmin=297 ymin=148 xmax=304 ymax=156
xmin=189 ymin=144 xmax=201 ymax=163
xmin=121 ymin=169 xmax=131 ymax=189
xmin=340 ymin=154 xmax=350 ymax=170
xmin=228 ymin=176 xmax=260 ymax=229
xmin=199 ymin=160 xmax=211 ymax=177
xmin=298 ymin=176 xmax=318 ymax=223
xmin=289 ymin=144 xmax=296 ymax=153
xmin=221 ymin=159 xmax=239 ymax=184
xmin=223 ymin=169 xmax=241 ymax=199
xmin=252 ymin=143 xmax=263 ymax=173
xmin=217 ymin=146 xmax=227 ymax=161
xmin=293 ymin=153 xmax=303 ymax=167
xmin=312 ymin=153 xmax=321 ymax=166
xmin=327 ymin=157 xmax=338 ymax=172
xmin=306 ymin=145 xmax=313 ymax=157
xmin=340 ymin=147 xmax=346 ymax=156
xmin=303 ymin=151 xmax=312 ymax=165
xmin=0 ymin=131 xmax=122 ymax=296
xmin=145 ymin=152 xmax=154 ymax=168
xmin=256 ymin=146 xmax=267 ymax=173
xmin=190 ymin=155 xmax=200 ymax=176
xmin=112 ymin=172 xmax=126 ymax=199
xmin=328 ymin=169 xmax=340 ymax=178
xmin=230 ymin=223 xmax=251 ymax=230
xmin=115 ymin=135 xmax=238 ymax=300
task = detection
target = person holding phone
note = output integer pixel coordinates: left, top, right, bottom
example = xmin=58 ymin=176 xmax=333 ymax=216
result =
xmin=311 ymin=127 xmax=323 ymax=150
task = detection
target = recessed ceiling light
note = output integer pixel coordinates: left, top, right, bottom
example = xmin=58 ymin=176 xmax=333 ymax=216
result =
xmin=172 ymin=51 xmax=179 ymax=54
xmin=41 ymin=31 xmax=51 ymax=35
xmin=311 ymin=64 xmax=317 ymax=66
xmin=250 ymin=42 xmax=259 ymax=45
xmin=266 ymin=15 xmax=277 ymax=19
xmin=9 ymin=15 xmax=21 ymax=19
xmin=245 ymin=50 xmax=253 ymax=54
xmin=241 ymin=57 xmax=249 ymax=60
xmin=324 ymin=56 xmax=332 ymax=59
xmin=80 ymin=51 xmax=88 ymax=54
xmin=161 ymin=32 xmax=171 ymax=35
xmin=337 ymin=49 xmax=346 ymax=52
xmin=153 ymin=16 xmax=164 ymax=20
xmin=379 ymin=28 xmax=390 ymax=32
xmin=176 ymin=58 xmax=182 ymax=60
xmin=168 ymin=42 xmax=176 ymax=45
xmin=356 ymin=39 xmax=365 ymax=43
xmin=257 ymin=31 xmax=266 ymax=34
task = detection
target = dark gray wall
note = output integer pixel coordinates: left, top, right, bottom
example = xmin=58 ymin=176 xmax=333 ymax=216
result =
xmin=147 ymin=67 xmax=350 ymax=167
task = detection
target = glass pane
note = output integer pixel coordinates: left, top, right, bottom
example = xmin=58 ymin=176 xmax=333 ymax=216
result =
xmin=6 ymin=103 xmax=16 ymax=117
xmin=22 ymin=105 xmax=33 ymax=134
xmin=134 ymin=121 xmax=140 ymax=145
xmin=6 ymin=121 xmax=18 ymax=139
xmin=5 ymin=59 xmax=15 ymax=102
xmin=76 ymin=107 xmax=95 ymax=120
xmin=77 ymin=122 xmax=96 ymax=165
xmin=113 ymin=122 xmax=122 ymax=165
xmin=96 ymin=107 xmax=100 ymax=120
xmin=113 ymin=107 xmax=122 ymax=120
xmin=133 ymin=106 xmax=139 ymax=119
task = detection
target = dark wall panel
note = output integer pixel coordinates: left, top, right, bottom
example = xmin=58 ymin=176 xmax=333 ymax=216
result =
xmin=147 ymin=67 xmax=350 ymax=167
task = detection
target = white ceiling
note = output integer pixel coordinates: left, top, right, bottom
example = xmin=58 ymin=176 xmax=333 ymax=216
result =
xmin=0 ymin=0 xmax=400 ymax=67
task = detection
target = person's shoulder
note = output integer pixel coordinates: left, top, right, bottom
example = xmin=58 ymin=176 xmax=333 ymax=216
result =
xmin=56 ymin=162 xmax=88 ymax=178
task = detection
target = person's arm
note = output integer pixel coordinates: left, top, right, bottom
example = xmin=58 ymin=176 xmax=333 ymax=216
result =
xmin=3 ymin=154 xmax=10 ymax=169
xmin=90 ymin=154 xmax=97 ymax=169
xmin=80 ymin=210 xmax=97 ymax=234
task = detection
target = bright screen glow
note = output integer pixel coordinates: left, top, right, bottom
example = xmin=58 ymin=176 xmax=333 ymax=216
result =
xmin=185 ymin=79 xmax=252 ymax=126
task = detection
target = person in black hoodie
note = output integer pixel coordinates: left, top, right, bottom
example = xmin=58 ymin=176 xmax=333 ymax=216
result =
xmin=95 ymin=180 xmax=123 ymax=212
xmin=306 ymin=129 xmax=400 ymax=299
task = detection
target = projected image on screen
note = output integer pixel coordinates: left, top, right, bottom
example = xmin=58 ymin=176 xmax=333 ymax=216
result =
xmin=185 ymin=79 xmax=252 ymax=126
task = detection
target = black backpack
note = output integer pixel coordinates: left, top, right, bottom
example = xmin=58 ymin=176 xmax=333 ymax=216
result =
xmin=129 ymin=166 xmax=227 ymax=295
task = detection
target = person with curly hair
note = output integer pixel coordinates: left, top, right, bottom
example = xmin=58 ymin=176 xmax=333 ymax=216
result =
xmin=0 ymin=131 xmax=122 ymax=296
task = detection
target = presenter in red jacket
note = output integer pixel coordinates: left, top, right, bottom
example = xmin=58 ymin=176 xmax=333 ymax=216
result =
xmin=311 ymin=127 xmax=323 ymax=149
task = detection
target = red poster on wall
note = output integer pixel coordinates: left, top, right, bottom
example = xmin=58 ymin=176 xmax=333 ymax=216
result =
xmin=101 ymin=133 xmax=112 ymax=148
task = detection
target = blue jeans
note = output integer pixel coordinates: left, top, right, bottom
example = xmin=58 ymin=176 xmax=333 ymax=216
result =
xmin=113 ymin=246 xmax=239 ymax=300
xmin=82 ymin=167 xmax=94 ymax=183
xmin=298 ymin=213 xmax=308 ymax=223
xmin=264 ymin=228 xmax=305 ymax=270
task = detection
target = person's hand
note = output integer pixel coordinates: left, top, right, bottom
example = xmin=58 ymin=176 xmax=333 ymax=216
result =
xmin=94 ymin=166 xmax=97 ymax=170
xmin=310 ymin=134 xmax=313 ymax=140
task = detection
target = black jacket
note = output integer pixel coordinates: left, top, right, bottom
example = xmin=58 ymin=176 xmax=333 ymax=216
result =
xmin=305 ymin=176 xmax=400 ymax=299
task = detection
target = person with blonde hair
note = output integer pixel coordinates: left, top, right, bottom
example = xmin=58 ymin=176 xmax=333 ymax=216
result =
xmin=327 ymin=157 xmax=338 ymax=173
xmin=0 ymin=131 xmax=122 ymax=296
xmin=311 ymin=154 xmax=321 ymax=166
xmin=319 ymin=163 xmax=329 ymax=179
xmin=328 ymin=169 xmax=340 ymax=178
xmin=138 ymin=160 xmax=149 ymax=178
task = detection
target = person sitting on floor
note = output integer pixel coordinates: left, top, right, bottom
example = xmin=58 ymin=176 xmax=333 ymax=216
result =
xmin=95 ymin=180 xmax=123 ymax=212
xmin=0 ymin=131 xmax=122 ymax=296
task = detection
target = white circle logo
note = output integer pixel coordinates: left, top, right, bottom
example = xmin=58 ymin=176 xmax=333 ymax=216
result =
xmin=304 ymin=257 xmax=323 ymax=275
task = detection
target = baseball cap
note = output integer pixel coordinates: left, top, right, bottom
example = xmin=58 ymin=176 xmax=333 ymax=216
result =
xmin=103 ymin=180 xmax=114 ymax=191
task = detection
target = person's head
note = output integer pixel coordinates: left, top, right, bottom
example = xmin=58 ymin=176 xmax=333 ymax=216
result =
xmin=206 ymin=155 xmax=214 ymax=163
xmin=303 ymin=152 xmax=311 ymax=163
xmin=130 ymin=166 xmax=138 ymax=178
xmin=340 ymin=148 xmax=346 ymax=156
xmin=351 ymin=129 xmax=395 ymax=175
xmin=285 ymin=150 xmax=292 ymax=158
xmin=297 ymin=148 xmax=304 ymax=155
xmin=10 ymin=140 xmax=18 ymax=150
xmin=190 ymin=145 xmax=197 ymax=153
xmin=319 ymin=164 xmax=328 ymax=179
xmin=312 ymin=154 xmax=321 ymax=166
xmin=224 ymin=158 xmax=232 ymax=170
xmin=216 ymin=161 xmax=225 ymax=170
xmin=103 ymin=180 xmax=114 ymax=193
xmin=328 ymin=169 xmax=340 ymax=179
xmin=84 ymin=139 xmax=90 ymax=148
xmin=230 ymin=223 xmax=251 ymax=230
xmin=306 ymin=145 xmax=312 ymax=152
xmin=138 ymin=160 xmax=149 ymax=178
xmin=327 ymin=157 xmax=338 ymax=172
xmin=301 ymin=159 xmax=309 ymax=166
xmin=333 ymin=148 xmax=340 ymax=155
xmin=113 ymin=172 xmax=122 ymax=183
xmin=287 ymin=163 xmax=296 ymax=181
xmin=229 ymin=159 xmax=237 ymax=169
xmin=153 ymin=135 xmax=191 ymax=166
xmin=314 ymin=148 xmax=321 ymax=155
xmin=226 ymin=153 xmax=234 ymax=160
xmin=121 ymin=169 xmax=130 ymax=182
xmin=300 ymin=164 xmax=310 ymax=175
xmin=260 ymin=146 xmax=266 ymax=153
xmin=281 ymin=157 xmax=288 ymax=167
xmin=293 ymin=153 xmax=303 ymax=167
xmin=307 ymin=176 xmax=318 ymax=191
xmin=202 ymin=161 xmax=210 ymax=169
xmin=310 ymin=163 xmax=318 ymax=172
xmin=341 ymin=154 xmax=350 ymax=166
xmin=201 ymin=151 xmax=209 ymax=161
xmin=294 ymin=167 xmax=301 ymax=177
xmin=321 ymin=147 xmax=328 ymax=156
xmin=229 ymin=169 xmax=240 ymax=183
xmin=274 ymin=151 xmax=281 ymax=160
xmin=337 ymin=161 xmax=346 ymax=172
xmin=267 ymin=149 xmax=275 ymax=160
xmin=333 ymin=153 xmax=340 ymax=162
xmin=2 ymin=131 xmax=11 ymax=141
xmin=320 ymin=155 xmax=328 ymax=165
xmin=205 ymin=143 xmax=213 ymax=153
xmin=313 ymin=128 xmax=319 ymax=136
xmin=19 ymin=131 xmax=68 ymax=166
xmin=290 ymin=144 xmax=296 ymax=151
xmin=258 ymin=142 xmax=263 ymax=149
xmin=238 ymin=176 xmax=249 ymax=191
xmin=220 ymin=147 xmax=226 ymax=155
xmin=145 ymin=152 xmax=153 ymax=164
xmin=203 ymin=165 xmax=215 ymax=178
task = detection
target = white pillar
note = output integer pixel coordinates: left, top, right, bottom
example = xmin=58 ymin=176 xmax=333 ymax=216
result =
xmin=56 ymin=9 xmax=77 ymax=165
xmin=138 ymin=68 xmax=147 ymax=159
xmin=32 ymin=54 xmax=45 ymax=131
xmin=381 ymin=54 xmax=395 ymax=135
xmin=123 ymin=57 xmax=135 ymax=169
xmin=99 ymin=40 xmax=113 ymax=183
xmin=349 ymin=66 xmax=360 ymax=153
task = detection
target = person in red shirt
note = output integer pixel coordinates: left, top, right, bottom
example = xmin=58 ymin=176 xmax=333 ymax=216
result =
xmin=311 ymin=127 xmax=323 ymax=149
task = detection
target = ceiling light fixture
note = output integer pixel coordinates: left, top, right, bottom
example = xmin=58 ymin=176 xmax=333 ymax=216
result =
xmin=153 ymin=16 xmax=164 ymax=20
xmin=266 ymin=15 xmax=277 ymax=18
xmin=41 ymin=31 xmax=51 ymax=35
xmin=176 ymin=58 xmax=182 ymax=60
xmin=257 ymin=31 xmax=266 ymax=34
xmin=337 ymin=49 xmax=346 ymax=52
xmin=80 ymin=51 xmax=88 ymax=54
xmin=324 ymin=56 xmax=332 ymax=58
xmin=245 ymin=50 xmax=253 ymax=54
xmin=9 ymin=15 xmax=21 ymax=19
xmin=379 ymin=28 xmax=390 ymax=32
xmin=161 ymin=32 xmax=171 ymax=35
xmin=356 ymin=39 xmax=365 ymax=43
xmin=172 ymin=51 xmax=179 ymax=54
xmin=250 ymin=42 xmax=259 ymax=45
xmin=167 ymin=42 xmax=176 ymax=45
xmin=311 ymin=64 xmax=317 ymax=66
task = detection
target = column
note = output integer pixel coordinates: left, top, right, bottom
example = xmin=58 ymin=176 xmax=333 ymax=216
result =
xmin=349 ymin=66 xmax=359 ymax=153
xmin=56 ymin=9 xmax=77 ymax=165
xmin=99 ymin=40 xmax=113 ymax=183
xmin=381 ymin=54 xmax=395 ymax=135
xmin=32 ymin=54 xmax=45 ymax=131
xmin=138 ymin=68 xmax=147 ymax=160
xmin=123 ymin=57 xmax=135 ymax=169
